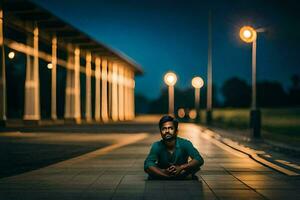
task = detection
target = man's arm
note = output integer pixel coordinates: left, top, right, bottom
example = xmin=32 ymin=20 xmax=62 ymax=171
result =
xmin=169 ymin=140 xmax=204 ymax=176
xmin=186 ymin=140 xmax=204 ymax=167
xmin=145 ymin=166 xmax=170 ymax=178
xmin=180 ymin=159 xmax=200 ymax=171
xmin=144 ymin=143 xmax=171 ymax=178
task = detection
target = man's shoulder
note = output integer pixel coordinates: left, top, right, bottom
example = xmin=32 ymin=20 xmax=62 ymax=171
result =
xmin=177 ymin=137 xmax=193 ymax=146
xmin=177 ymin=137 xmax=192 ymax=143
xmin=151 ymin=140 xmax=163 ymax=149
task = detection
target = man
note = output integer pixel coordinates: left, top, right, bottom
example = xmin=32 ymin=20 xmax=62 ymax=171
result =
xmin=144 ymin=115 xmax=204 ymax=180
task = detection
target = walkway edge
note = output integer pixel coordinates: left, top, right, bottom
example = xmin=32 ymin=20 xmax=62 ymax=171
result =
xmin=51 ymin=133 xmax=149 ymax=167
xmin=202 ymin=128 xmax=299 ymax=176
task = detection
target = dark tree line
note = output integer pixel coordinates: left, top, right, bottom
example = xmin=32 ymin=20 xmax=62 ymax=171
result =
xmin=136 ymin=75 xmax=300 ymax=114
xmin=221 ymin=75 xmax=300 ymax=107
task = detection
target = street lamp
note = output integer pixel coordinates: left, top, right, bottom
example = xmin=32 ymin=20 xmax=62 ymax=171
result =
xmin=164 ymin=72 xmax=177 ymax=116
xmin=239 ymin=25 xmax=261 ymax=138
xmin=192 ymin=76 xmax=204 ymax=122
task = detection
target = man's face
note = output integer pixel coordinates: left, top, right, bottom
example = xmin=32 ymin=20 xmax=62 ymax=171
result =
xmin=160 ymin=121 xmax=177 ymax=141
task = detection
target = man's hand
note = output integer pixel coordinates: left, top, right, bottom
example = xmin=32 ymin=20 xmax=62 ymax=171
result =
xmin=167 ymin=165 xmax=184 ymax=176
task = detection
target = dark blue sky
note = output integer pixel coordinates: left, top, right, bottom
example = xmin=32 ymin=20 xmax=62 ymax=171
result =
xmin=33 ymin=0 xmax=300 ymax=100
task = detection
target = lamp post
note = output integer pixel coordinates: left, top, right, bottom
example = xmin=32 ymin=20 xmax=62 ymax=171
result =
xmin=239 ymin=25 xmax=261 ymax=138
xmin=206 ymin=10 xmax=213 ymax=125
xmin=164 ymin=72 xmax=177 ymax=116
xmin=192 ymin=77 xmax=204 ymax=122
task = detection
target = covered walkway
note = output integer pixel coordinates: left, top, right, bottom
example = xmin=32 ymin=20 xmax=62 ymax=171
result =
xmin=0 ymin=0 xmax=142 ymax=125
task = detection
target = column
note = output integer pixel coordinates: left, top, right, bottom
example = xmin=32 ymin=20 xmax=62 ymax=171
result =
xmin=51 ymin=36 xmax=57 ymax=120
xmin=0 ymin=8 xmax=6 ymax=122
xmin=64 ymin=46 xmax=74 ymax=119
xmin=118 ymin=64 xmax=124 ymax=121
xmin=85 ymin=52 xmax=92 ymax=122
xmin=64 ymin=47 xmax=81 ymax=123
xmin=94 ymin=56 xmax=101 ymax=121
xmin=24 ymin=26 xmax=40 ymax=121
xmin=107 ymin=61 xmax=112 ymax=119
xmin=132 ymin=72 xmax=135 ymax=119
xmin=124 ymin=68 xmax=130 ymax=120
xmin=129 ymin=70 xmax=135 ymax=120
xmin=74 ymin=48 xmax=81 ymax=122
xmin=101 ymin=58 xmax=108 ymax=122
xmin=111 ymin=62 xmax=118 ymax=121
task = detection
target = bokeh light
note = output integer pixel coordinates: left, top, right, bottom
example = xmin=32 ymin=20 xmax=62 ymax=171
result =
xmin=47 ymin=63 xmax=53 ymax=69
xmin=164 ymin=72 xmax=177 ymax=86
xmin=192 ymin=77 xmax=204 ymax=89
xmin=177 ymin=108 xmax=185 ymax=118
xmin=189 ymin=109 xmax=197 ymax=119
xmin=8 ymin=51 xmax=15 ymax=59
xmin=239 ymin=26 xmax=257 ymax=43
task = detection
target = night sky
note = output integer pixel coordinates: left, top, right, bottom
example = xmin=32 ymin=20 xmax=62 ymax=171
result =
xmin=33 ymin=0 xmax=300 ymax=100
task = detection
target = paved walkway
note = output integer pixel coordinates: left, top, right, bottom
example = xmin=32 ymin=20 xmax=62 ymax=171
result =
xmin=0 ymin=123 xmax=299 ymax=200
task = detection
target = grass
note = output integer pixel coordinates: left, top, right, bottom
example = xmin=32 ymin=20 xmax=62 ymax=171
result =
xmin=202 ymin=108 xmax=300 ymax=146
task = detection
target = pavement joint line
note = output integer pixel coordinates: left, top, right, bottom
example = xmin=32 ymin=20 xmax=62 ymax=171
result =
xmin=202 ymin=128 xmax=299 ymax=176
xmin=79 ymin=169 xmax=107 ymax=194
xmin=223 ymin=167 xmax=270 ymax=200
xmin=109 ymin=173 xmax=125 ymax=200
xmin=199 ymin=175 xmax=220 ymax=199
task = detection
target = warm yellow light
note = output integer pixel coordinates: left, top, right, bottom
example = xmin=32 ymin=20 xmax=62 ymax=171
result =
xmin=177 ymin=108 xmax=185 ymax=118
xmin=243 ymin=30 xmax=252 ymax=38
xmin=189 ymin=109 xmax=197 ymax=119
xmin=192 ymin=77 xmax=204 ymax=89
xmin=239 ymin=26 xmax=257 ymax=43
xmin=47 ymin=63 xmax=53 ymax=69
xmin=164 ymin=72 xmax=177 ymax=86
xmin=8 ymin=51 xmax=15 ymax=59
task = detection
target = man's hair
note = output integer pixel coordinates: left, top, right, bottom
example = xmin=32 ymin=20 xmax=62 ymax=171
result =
xmin=159 ymin=115 xmax=178 ymax=131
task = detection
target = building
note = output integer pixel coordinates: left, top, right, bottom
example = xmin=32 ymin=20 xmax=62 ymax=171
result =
xmin=0 ymin=0 xmax=143 ymax=126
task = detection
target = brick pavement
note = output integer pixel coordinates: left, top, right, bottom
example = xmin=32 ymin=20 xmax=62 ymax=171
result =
xmin=0 ymin=123 xmax=299 ymax=200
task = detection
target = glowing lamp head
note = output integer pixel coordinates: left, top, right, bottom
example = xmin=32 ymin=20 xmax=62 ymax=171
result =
xmin=239 ymin=26 xmax=257 ymax=43
xmin=164 ymin=72 xmax=177 ymax=86
xmin=8 ymin=51 xmax=15 ymax=59
xmin=177 ymin=108 xmax=185 ymax=118
xmin=47 ymin=63 xmax=53 ymax=69
xmin=192 ymin=77 xmax=204 ymax=89
xmin=189 ymin=109 xmax=197 ymax=120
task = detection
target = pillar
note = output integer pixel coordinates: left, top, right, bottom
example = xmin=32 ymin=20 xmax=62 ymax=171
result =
xmin=85 ymin=52 xmax=92 ymax=122
xmin=24 ymin=26 xmax=40 ymax=121
xmin=111 ymin=62 xmax=118 ymax=121
xmin=124 ymin=68 xmax=131 ymax=120
xmin=108 ymin=61 xmax=113 ymax=119
xmin=118 ymin=64 xmax=124 ymax=121
xmin=64 ymin=47 xmax=81 ymax=123
xmin=51 ymin=36 xmax=57 ymax=120
xmin=0 ymin=7 xmax=6 ymax=123
xmin=94 ymin=56 xmax=101 ymax=121
xmin=129 ymin=70 xmax=135 ymax=120
xmin=101 ymin=58 xmax=108 ymax=122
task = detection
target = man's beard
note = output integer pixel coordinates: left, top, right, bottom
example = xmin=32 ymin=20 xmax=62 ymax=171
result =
xmin=163 ymin=134 xmax=177 ymax=142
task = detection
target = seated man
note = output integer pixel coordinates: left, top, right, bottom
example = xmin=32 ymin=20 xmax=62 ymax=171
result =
xmin=144 ymin=115 xmax=204 ymax=180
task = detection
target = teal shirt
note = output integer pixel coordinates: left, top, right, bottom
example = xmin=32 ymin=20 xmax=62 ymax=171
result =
xmin=144 ymin=137 xmax=204 ymax=170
